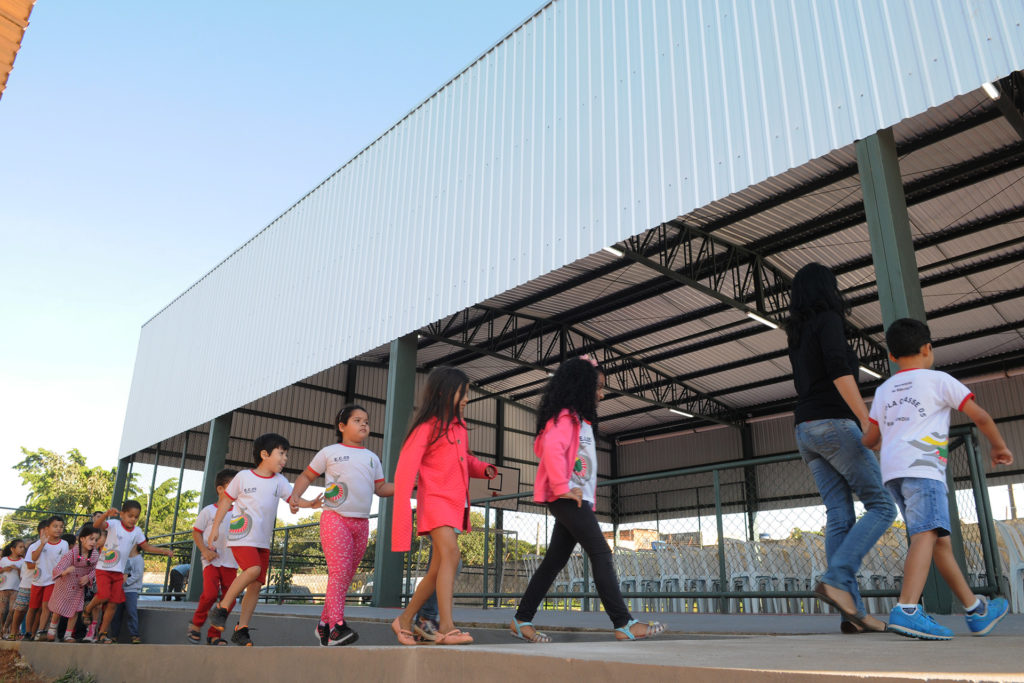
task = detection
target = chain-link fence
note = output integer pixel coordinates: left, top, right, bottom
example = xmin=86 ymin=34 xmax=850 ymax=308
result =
xmin=6 ymin=425 xmax=1015 ymax=614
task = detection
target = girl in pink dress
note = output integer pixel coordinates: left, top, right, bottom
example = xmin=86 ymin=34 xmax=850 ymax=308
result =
xmin=46 ymin=523 xmax=100 ymax=642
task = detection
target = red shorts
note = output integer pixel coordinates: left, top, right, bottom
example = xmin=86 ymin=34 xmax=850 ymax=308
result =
xmin=28 ymin=584 xmax=54 ymax=610
xmin=95 ymin=569 xmax=126 ymax=604
xmin=230 ymin=547 xmax=270 ymax=584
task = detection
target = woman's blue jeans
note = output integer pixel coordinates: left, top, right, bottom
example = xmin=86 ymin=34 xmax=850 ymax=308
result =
xmin=796 ymin=418 xmax=897 ymax=617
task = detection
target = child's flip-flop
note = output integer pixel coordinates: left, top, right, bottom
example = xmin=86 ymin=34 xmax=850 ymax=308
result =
xmin=391 ymin=617 xmax=416 ymax=646
xmin=435 ymin=629 xmax=473 ymax=645
xmin=510 ymin=618 xmax=551 ymax=643
xmin=187 ymin=625 xmax=201 ymax=644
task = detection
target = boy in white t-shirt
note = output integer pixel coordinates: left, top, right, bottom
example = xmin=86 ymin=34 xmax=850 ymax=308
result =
xmin=188 ymin=469 xmax=239 ymax=645
xmin=83 ymin=501 xmax=173 ymax=643
xmin=863 ymin=318 xmax=1013 ymax=641
xmin=207 ymin=433 xmax=321 ymax=646
xmin=25 ymin=516 xmax=67 ymax=640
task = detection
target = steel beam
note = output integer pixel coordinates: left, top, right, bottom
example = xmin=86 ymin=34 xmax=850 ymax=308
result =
xmin=373 ymin=333 xmax=418 ymax=608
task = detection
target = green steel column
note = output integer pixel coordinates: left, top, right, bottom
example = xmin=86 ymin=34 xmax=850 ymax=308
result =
xmin=493 ymin=397 xmax=505 ymax=606
xmin=857 ymin=128 xmax=942 ymax=609
xmin=186 ymin=412 xmax=233 ymax=602
xmin=373 ymin=334 xmax=418 ymax=607
xmin=740 ymin=425 xmax=758 ymax=541
xmin=144 ymin=444 xmax=161 ymax=535
xmin=856 ymin=128 xmax=927 ymax=331
xmin=112 ymin=457 xmax=130 ymax=507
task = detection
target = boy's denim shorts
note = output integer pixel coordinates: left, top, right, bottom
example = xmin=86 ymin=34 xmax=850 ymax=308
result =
xmin=885 ymin=477 xmax=950 ymax=537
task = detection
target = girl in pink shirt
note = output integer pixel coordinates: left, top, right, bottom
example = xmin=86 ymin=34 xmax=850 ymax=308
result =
xmin=512 ymin=357 xmax=664 ymax=643
xmin=390 ymin=367 xmax=496 ymax=645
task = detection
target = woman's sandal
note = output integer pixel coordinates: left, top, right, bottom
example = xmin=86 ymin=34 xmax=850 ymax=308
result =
xmin=510 ymin=618 xmax=551 ymax=643
xmin=614 ymin=619 xmax=665 ymax=641
xmin=391 ymin=617 xmax=417 ymax=646
xmin=435 ymin=629 xmax=473 ymax=645
xmin=187 ymin=625 xmax=201 ymax=644
xmin=207 ymin=636 xmax=229 ymax=645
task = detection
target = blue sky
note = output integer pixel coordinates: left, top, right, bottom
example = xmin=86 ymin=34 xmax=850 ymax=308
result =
xmin=0 ymin=1 xmax=543 ymax=507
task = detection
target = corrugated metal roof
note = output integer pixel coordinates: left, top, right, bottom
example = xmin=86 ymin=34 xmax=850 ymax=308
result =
xmin=123 ymin=0 xmax=1024 ymax=457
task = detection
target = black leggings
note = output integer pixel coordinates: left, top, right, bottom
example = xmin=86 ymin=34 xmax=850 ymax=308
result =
xmin=515 ymin=498 xmax=632 ymax=628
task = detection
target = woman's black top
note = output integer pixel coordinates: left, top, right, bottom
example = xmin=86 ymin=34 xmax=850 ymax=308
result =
xmin=788 ymin=310 xmax=860 ymax=424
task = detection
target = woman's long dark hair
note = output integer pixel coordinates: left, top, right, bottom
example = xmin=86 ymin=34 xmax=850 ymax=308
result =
xmin=405 ymin=367 xmax=469 ymax=446
xmin=785 ymin=262 xmax=848 ymax=348
xmin=536 ymin=358 xmax=600 ymax=434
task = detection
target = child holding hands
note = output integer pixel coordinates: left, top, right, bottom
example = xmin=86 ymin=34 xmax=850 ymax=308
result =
xmin=45 ymin=523 xmax=100 ymax=642
xmin=863 ymin=318 xmax=1013 ymax=640
xmin=513 ymin=357 xmax=664 ymax=642
xmin=84 ymin=501 xmax=172 ymax=643
xmin=207 ymin=434 xmax=322 ymax=646
xmin=390 ymin=367 xmax=497 ymax=646
xmin=291 ymin=404 xmax=394 ymax=646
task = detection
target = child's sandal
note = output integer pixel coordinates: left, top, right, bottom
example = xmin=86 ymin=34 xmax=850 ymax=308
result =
xmin=510 ymin=618 xmax=551 ymax=643
xmin=97 ymin=632 xmax=114 ymax=644
xmin=207 ymin=636 xmax=229 ymax=646
xmin=187 ymin=625 xmax=201 ymax=644
xmin=614 ymin=619 xmax=665 ymax=641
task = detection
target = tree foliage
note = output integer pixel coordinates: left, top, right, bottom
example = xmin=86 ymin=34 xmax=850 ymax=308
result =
xmin=1 ymin=447 xmax=200 ymax=554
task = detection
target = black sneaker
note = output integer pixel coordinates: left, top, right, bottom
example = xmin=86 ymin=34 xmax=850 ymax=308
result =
xmin=209 ymin=605 xmax=229 ymax=632
xmin=315 ymin=621 xmax=329 ymax=646
xmin=328 ymin=621 xmax=358 ymax=646
xmin=230 ymin=626 xmax=253 ymax=647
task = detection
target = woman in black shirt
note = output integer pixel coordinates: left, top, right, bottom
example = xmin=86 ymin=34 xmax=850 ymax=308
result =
xmin=787 ymin=263 xmax=896 ymax=632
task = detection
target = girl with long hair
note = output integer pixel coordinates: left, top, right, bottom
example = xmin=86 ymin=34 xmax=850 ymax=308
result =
xmin=511 ymin=356 xmax=664 ymax=642
xmin=787 ymin=262 xmax=896 ymax=633
xmin=390 ymin=367 xmax=497 ymax=645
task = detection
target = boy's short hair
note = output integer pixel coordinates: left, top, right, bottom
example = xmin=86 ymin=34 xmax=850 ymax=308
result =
xmin=252 ymin=433 xmax=289 ymax=464
xmin=37 ymin=519 xmax=49 ymax=532
xmin=886 ymin=318 xmax=932 ymax=359
xmin=215 ymin=469 xmax=237 ymax=489
xmin=48 ymin=515 xmax=65 ymax=527
xmin=121 ymin=500 xmax=142 ymax=513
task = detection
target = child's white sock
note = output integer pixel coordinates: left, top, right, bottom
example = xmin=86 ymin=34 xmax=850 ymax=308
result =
xmin=965 ymin=597 xmax=984 ymax=614
xmin=897 ymin=602 xmax=919 ymax=615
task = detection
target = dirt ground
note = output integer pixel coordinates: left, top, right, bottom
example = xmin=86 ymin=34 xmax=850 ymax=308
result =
xmin=0 ymin=648 xmax=50 ymax=682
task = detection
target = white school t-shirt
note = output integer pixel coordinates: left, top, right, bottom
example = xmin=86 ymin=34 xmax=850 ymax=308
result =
xmin=306 ymin=444 xmax=384 ymax=519
xmin=224 ymin=469 xmax=292 ymax=550
xmin=193 ymin=503 xmax=238 ymax=569
xmin=869 ymin=368 xmax=974 ymax=488
xmin=27 ymin=539 xmax=68 ymax=587
xmin=0 ymin=557 xmax=24 ymax=591
xmin=571 ymin=420 xmax=598 ymax=506
xmin=18 ymin=557 xmax=34 ymax=590
xmin=99 ymin=518 xmax=147 ymax=574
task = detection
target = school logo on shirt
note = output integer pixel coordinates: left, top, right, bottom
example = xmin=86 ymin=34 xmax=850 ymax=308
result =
xmin=229 ymin=505 xmax=253 ymax=541
xmin=31 ymin=566 xmax=40 ymax=581
xmin=100 ymin=547 xmax=120 ymax=568
xmin=906 ymin=433 xmax=949 ymax=469
xmin=571 ymin=454 xmax=591 ymax=483
xmin=324 ymin=480 xmax=349 ymax=508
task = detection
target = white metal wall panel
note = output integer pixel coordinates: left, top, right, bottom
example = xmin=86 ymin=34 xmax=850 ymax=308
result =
xmin=121 ymin=0 xmax=1024 ymax=457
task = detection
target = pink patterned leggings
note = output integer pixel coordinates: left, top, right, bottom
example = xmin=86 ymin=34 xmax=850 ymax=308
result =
xmin=320 ymin=512 xmax=369 ymax=627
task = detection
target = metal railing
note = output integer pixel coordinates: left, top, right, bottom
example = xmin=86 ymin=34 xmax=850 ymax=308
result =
xmin=3 ymin=426 xmax=1011 ymax=614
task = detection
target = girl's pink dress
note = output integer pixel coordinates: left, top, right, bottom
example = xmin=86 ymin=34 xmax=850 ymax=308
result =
xmin=48 ymin=547 xmax=99 ymax=618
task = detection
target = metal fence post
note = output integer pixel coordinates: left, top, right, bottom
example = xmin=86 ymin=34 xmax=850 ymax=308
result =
xmin=965 ymin=429 xmax=1006 ymax=597
xmin=483 ymin=503 xmax=490 ymax=609
xmin=278 ymin=528 xmax=290 ymax=604
xmin=714 ymin=470 xmax=727 ymax=613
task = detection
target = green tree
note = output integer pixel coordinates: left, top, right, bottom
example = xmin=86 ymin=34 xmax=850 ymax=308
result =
xmin=2 ymin=447 xmax=141 ymax=542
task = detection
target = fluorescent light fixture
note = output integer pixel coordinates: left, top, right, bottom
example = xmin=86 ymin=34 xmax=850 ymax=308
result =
xmin=547 ymin=372 xmax=554 ymax=377
xmin=668 ymin=408 xmax=694 ymax=418
xmin=746 ymin=311 xmax=779 ymax=329
xmin=859 ymin=365 xmax=883 ymax=379
xmin=603 ymin=246 xmax=624 ymax=257
xmin=982 ymin=82 xmax=1000 ymax=100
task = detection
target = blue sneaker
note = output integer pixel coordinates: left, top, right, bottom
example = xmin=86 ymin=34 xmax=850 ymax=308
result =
xmin=887 ymin=605 xmax=954 ymax=640
xmin=965 ymin=597 xmax=1008 ymax=636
